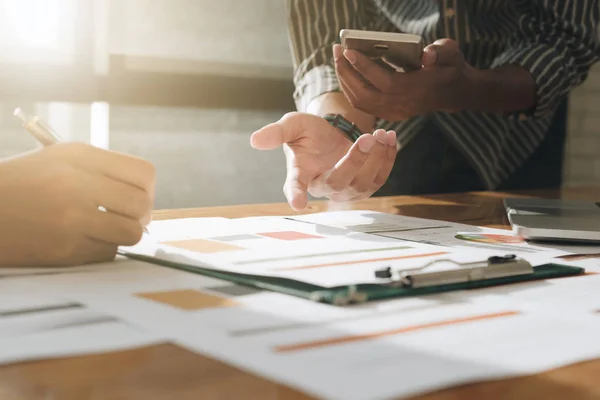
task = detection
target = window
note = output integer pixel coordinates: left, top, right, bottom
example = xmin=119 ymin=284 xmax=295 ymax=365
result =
xmin=0 ymin=0 xmax=78 ymax=66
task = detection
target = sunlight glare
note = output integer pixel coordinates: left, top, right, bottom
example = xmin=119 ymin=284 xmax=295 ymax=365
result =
xmin=0 ymin=0 xmax=61 ymax=48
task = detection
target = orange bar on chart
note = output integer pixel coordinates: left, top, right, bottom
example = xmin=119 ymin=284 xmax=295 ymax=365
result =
xmin=272 ymin=251 xmax=449 ymax=271
xmin=274 ymin=311 xmax=520 ymax=353
xmin=163 ymin=238 xmax=244 ymax=253
xmin=136 ymin=289 xmax=238 ymax=310
xmin=258 ymin=231 xmax=324 ymax=241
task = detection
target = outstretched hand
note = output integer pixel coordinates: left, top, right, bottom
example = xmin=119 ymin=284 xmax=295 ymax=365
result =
xmin=251 ymin=112 xmax=396 ymax=210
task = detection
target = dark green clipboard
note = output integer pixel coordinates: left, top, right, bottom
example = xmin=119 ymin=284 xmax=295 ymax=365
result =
xmin=121 ymin=251 xmax=585 ymax=306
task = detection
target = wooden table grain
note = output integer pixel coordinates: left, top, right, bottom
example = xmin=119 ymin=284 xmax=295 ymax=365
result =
xmin=2 ymin=187 xmax=600 ymax=400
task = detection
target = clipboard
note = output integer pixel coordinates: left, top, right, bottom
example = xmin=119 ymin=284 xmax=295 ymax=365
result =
xmin=120 ymin=250 xmax=585 ymax=306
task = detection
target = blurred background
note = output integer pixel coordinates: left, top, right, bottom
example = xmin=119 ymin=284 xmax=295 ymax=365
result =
xmin=0 ymin=0 xmax=598 ymax=209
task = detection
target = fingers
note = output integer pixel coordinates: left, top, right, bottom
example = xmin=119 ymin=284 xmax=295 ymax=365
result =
xmin=321 ymin=134 xmax=376 ymax=193
xmin=283 ymin=145 xmax=311 ymax=211
xmin=342 ymin=48 xmax=394 ymax=92
xmin=57 ymin=143 xmax=155 ymax=193
xmin=334 ymin=46 xmax=360 ymax=105
xmin=333 ymin=43 xmax=343 ymax=62
xmin=283 ymin=166 xmax=310 ymax=211
xmin=334 ymin=48 xmax=391 ymax=114
xmin=332 ymin=131 xmax=396 ymax=203
xmin=60 ymin=237 xmax=118 ymax=267
xmin=45 ymin=230 xmax=118 ymax=267
xmin=421 ymin=47 xmax=438 ymax=68
xmin=92 ymin=174 xmax=153 ymax=224
xmin=338 ymin=80 xmax=358 ymax=104
xmin=346 ymin=130 xmax=395 ymax=197
xmin=422 ymin=38 xmax=463 ymax=68
xmin=373 ymin=131 xmax=398 ymax=189
xmin=250 ymin=112 xmax=311 ymax=150
xmin=312 ymin=129 xmax=396 ymax=202
xmin=83 ymin=207 xmax=145 ymax=246
xmin=70 ymin=144 xmax=154 ymax=226
xmin=335 ymin=50 xmax=378 ymax=100
xmin=80 ymin=238 xmax=119 ymax=264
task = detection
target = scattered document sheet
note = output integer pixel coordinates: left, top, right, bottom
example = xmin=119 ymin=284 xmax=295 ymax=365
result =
xmin=291 ymin=210 xmax=600 ymax=263
xmin=124 ymin=214 xmax=497 ymax=288
xmin=123 ymin=211 xmax=600 ymax=291
xmin=147 ymin=217 xmax=232 ymax=242
xmin=4 ymin=212 xmax=600 ymax=400
xmin=15 ymin=255 xmax=600 ymax=400
xmin=0 ymin=289 xmax=164 ymax=366
xmin=0 ymin=265 xmax=106 ymax=280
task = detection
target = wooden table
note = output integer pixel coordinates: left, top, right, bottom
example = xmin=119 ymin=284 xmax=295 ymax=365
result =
xmin=2 ymin=188 xmax=600 ymax=400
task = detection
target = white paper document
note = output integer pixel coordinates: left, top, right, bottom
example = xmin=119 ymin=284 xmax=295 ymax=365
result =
xmin=123 ymin=213 xmax=499 ymax=288
xmin=0 ymin=289 xmax=164 ymax=366
xmin=21 ymin=266 xmax=600 ymax=400
xmin=122 ymin=211 xmax=600 ymax=290
xmin=3 ymin=211 xmax=600 ymax=400
xmin=147 ymin=217 xmax=232 ymax=242
xmin=292 ymin=210 xmax=600 ymax=263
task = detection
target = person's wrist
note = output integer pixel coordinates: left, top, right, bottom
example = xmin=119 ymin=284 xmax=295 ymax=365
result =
xmin=323 ymin=113 xmax=364 ymax=143
xmin=461 ymin=65 xmax=536 ymax=113
xmin=457 ymin=65 xmax=482 ymax=112
xmin=307 ymin=92 xmax=375 ymax=132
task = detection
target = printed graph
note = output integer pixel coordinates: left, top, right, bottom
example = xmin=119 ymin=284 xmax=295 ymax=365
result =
xmin=162 ymin=230 xmax=325 ymax=254
xmin=162 ymin=239 xmax=244 ymax=253
xmin=235 ymin=246 xmax=413 ymax=266
xmin=0 ymin=300 xmax=129 ymax=337
xmin=271 ymin=251 xmax=449 ymax=271
xmin=455 ymin=233 xmax=525 ymax=245
xmin=273 ymin=311 xmax=520 ymax=353
xmin=257 ymin=231 xmax=324 ymax=241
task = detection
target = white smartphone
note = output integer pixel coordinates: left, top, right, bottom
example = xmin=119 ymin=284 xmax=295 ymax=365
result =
xmin=340 ymin=29 xmax=424 ymax=72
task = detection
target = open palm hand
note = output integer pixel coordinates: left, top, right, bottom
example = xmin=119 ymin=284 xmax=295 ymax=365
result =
xmin=251 ymin=112 xmax=397 ymax=210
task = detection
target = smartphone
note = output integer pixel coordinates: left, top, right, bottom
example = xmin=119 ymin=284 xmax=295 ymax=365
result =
xmin=340 ymin=29 xmax=424 ymax=72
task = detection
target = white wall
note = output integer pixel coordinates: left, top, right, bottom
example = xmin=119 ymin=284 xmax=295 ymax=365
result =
xmin=108 ymin=0 xmax=293 ymax=78
xmin=108 ymin=107 xmax=287 ymax=209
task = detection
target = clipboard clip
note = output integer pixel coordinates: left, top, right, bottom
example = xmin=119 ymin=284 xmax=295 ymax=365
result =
xmin=374 ymin=254 xmax=533 ymax=288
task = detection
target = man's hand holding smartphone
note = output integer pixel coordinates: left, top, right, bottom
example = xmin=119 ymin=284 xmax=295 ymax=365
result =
xmin=337 ymin=30 xmax=478 ymax=121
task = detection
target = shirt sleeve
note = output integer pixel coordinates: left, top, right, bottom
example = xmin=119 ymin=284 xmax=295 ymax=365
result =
xmin=286 ymin=0 xmax=374 ymax=111
xmin=490 ymin=0 xmax=599 ymax=120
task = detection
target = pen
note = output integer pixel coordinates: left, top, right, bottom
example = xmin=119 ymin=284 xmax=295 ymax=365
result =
xmin=14 ymin=108 xmax=62 ymax=145
xmin=14 ymin=107 xmax=150 ymax=235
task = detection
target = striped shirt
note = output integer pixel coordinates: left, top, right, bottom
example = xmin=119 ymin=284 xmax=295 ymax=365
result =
xmin=287 ymin=0 xmax=599 ymax=189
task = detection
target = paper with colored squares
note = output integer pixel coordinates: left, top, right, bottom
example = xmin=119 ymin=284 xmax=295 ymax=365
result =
xmin=12 ymin=210 xmax=600 ymax=400
xmin=123 ymin=213 xmax=496 ymax=288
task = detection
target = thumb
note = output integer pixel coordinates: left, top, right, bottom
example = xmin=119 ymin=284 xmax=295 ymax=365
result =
xmin=250 ymin=112 xmax=304 ymax=150
xmin=422 ymin=38 xmax=463 ymax=68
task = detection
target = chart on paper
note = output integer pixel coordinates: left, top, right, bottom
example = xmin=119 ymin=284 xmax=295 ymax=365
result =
xmin=125 ymin=216 xmax=495 ymax=287
xmin=290 ymin=211 xmax=600 ymax=262
xmin=0 ymin=293 xmax=163 ymax=366
xmin=170 ymin=295 xmax=600 ymax=400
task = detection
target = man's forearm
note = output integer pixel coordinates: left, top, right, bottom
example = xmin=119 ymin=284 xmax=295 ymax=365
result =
xmin=465 ymin=65 xmax=537 ymax=114
xmin=307 ymin=92 xmax=376 ymax=133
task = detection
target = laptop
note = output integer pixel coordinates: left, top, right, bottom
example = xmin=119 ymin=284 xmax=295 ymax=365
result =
xmin=504 ymin=198 xmax=600 ymax=243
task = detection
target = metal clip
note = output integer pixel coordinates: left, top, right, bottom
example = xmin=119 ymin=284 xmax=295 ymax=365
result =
xmin=374 ymin=254 xmax=533 ymax=288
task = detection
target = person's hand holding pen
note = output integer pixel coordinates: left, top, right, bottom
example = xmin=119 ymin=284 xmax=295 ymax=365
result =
xmin=0 ymin=108 xmax=155 ymax=267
